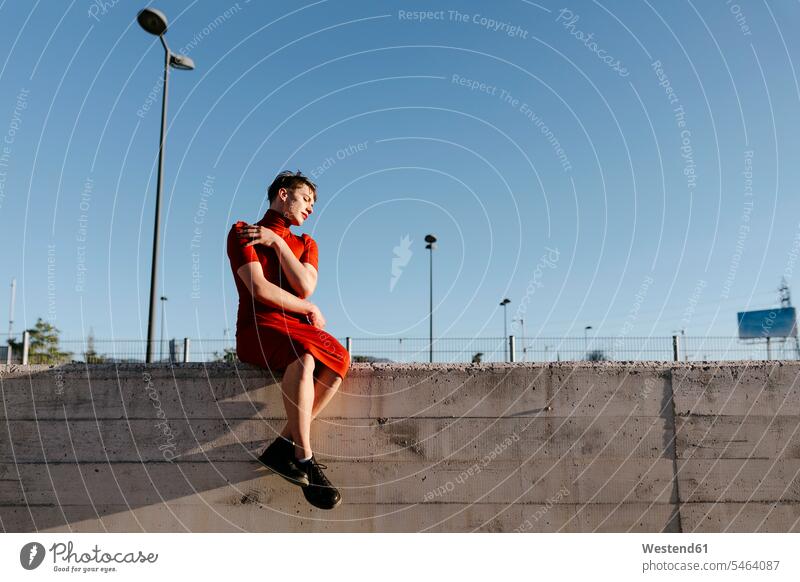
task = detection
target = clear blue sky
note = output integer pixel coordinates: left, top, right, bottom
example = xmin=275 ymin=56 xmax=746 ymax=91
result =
xmin=1 ymin=0 xmax=800 ymax=346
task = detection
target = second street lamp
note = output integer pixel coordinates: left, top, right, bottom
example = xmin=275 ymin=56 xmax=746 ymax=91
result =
xmin=425 ymin=234 xmax=437 ymax=363
xmin=137 ymin=8 xmax=195 ymax=363
xmin=500 ymin=298 xmax=510 ymax=361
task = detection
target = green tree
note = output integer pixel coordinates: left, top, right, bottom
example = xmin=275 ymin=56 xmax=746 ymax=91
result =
xmin=587 ymin=349 xmax=607 ymax=362
xmin=352 ymin=355 xmax=393 ymax=363
xmin=212 ymin=347 xmax=237 ymax=363
xmin=12 ymin=318 xmax=72 ymax=364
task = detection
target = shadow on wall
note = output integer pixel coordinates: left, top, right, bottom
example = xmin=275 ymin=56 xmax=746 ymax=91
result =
xmin=0 ymin=363 xmax=286 ymax=532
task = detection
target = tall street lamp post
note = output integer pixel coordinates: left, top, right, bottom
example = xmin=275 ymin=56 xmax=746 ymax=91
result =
xmin=137 ymin=8 xmax=195 ymax=363
xmin=500 ymin=298 xmax=510 ymax=361
xmin=425 ymin=234 xmax=437 ymax=363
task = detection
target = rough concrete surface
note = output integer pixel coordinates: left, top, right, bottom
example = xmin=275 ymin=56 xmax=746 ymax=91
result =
xmin=1 ymin=361 xmax=798 ymax=532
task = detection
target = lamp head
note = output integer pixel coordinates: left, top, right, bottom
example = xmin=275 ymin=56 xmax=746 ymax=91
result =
xmin=137 ymin=8 xmax=168 ymax=36
xmin=169 ymin=53 xmax=195 ymax=70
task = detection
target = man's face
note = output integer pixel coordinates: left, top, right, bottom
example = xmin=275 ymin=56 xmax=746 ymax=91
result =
xmin=281 ymin=184 xmax=315 ymax=226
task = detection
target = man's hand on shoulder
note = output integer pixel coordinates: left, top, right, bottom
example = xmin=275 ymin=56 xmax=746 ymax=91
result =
xmin=236 ymin=223 xmax=281 ymax=248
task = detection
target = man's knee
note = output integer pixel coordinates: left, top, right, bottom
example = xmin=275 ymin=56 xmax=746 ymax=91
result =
xmin=316 ymin=363 xmax=343 ymax=390
xmin=291 ymin=352 xmax=315 ymax=376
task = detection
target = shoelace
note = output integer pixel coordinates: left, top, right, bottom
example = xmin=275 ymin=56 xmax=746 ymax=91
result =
xmin=308 ymin=460 xmax=333 ymax=488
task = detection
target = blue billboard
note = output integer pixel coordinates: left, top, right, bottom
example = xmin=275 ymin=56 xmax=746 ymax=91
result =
xmin=737 ymin=307 xmax=797 ymax=339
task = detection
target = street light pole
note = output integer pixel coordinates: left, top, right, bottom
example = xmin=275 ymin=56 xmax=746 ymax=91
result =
xmin=425 ymin=234 xmax=437 ymax=363
xmin=138 ymin=8 xmax=195 ymax=364
xmin=148 ymin=41 xmax=169 ymax=365
xmin=500 ymin=298 xmax=510 ymax=361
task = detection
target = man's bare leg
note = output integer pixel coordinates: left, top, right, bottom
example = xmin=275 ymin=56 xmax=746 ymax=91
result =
xmin=280 ymin=363 xmax=343 ymax=442
xmin=278 ymin=353 xmax=316 ymax=459
xmin=310 ymin=365 xmax=343 ymax=418
xmin=278 ymin=357 xmax=345 ymax=510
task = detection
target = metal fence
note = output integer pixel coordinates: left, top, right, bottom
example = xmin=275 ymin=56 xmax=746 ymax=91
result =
xmin=2 ymin=333 xmax=799 ymax=364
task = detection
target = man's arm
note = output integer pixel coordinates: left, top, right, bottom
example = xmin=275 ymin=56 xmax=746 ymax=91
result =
xmin=271 ymin=238 xmax=318 ymax=299
xmin=236 ymin=262 xmax=313 ymax=315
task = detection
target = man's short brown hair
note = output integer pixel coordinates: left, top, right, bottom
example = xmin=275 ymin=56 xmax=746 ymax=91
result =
xmin=267 ymin=170 xmax=317 ymax=204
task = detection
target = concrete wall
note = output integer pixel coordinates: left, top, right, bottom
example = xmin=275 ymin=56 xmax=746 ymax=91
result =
xmin=1 ymin=361 xmax=798 ymax=532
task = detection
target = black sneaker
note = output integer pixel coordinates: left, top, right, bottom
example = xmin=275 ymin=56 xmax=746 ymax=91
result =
xmin=257 ymin=437 xmax=309 ymax=486
xmin=299 ymin=456 xmax=341 ymax=510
